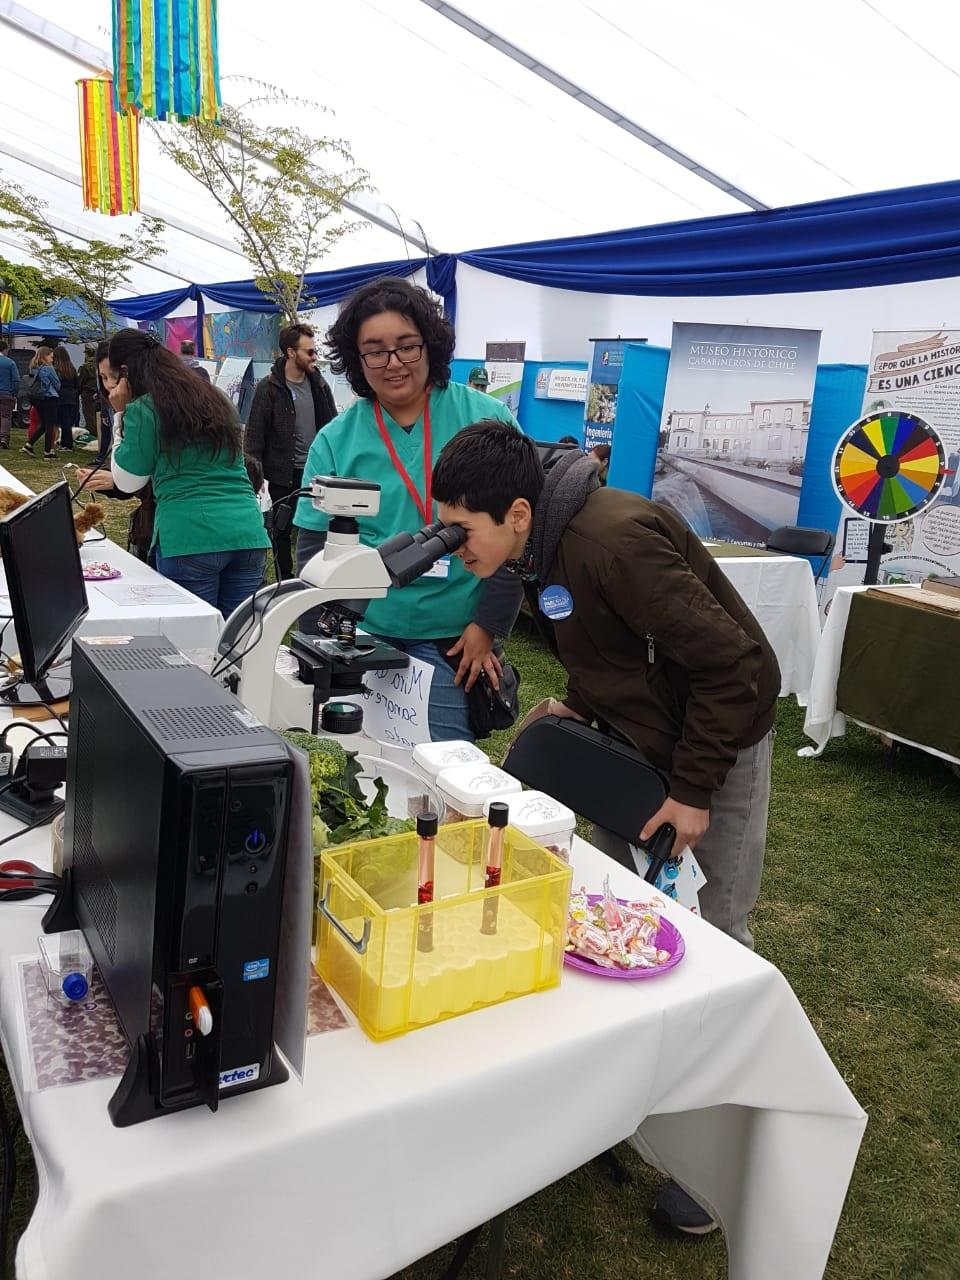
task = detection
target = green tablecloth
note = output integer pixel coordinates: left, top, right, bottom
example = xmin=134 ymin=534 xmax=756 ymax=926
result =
xmin=836 ymin=592 xmax=960 ymax=759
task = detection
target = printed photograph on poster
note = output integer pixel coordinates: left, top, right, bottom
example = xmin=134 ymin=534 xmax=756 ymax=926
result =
xmin=822 ymin=329 xmax=960 ymax=607
xmin=654 ymin=323 xmax=821 ymax=545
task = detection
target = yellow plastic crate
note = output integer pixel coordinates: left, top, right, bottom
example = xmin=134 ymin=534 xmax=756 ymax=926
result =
xmin=316 ymin=821 xmax=572 ymax=1040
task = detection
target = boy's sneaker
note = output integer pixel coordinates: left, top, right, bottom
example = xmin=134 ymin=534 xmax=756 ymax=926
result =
xmin=21 ymin=444 xmax=34 ymax=456
xmin=652 ymin=1181 xmax=718 ymax=1236
xmin=43 ymin=451 xmax=57 ymax=460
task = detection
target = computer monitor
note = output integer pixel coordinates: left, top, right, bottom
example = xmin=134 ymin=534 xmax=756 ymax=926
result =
xmin=0 ymin=482 xmax=89 ymax=705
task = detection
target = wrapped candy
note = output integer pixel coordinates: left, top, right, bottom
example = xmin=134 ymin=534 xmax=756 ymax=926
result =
xmin=565 ymin=876 xmax=672 ymax=970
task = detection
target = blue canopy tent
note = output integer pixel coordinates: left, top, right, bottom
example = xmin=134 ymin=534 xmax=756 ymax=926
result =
xmin=6 ymin=298 xmax=124 ymax=342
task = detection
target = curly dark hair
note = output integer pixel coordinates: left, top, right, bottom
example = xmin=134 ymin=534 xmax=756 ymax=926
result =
xmin=108 ymin=329 xmax=240 ymax=461
xmin=325 ymin=276 xmax=455 ymax=398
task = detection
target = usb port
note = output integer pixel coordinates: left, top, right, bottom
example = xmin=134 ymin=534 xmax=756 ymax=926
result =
xmin=185 ymin=1041 xmax=196 ymax=1062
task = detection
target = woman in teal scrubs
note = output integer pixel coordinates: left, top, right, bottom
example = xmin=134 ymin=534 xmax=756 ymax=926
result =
xmin=294 ymin=278 xmax=522 ymax=740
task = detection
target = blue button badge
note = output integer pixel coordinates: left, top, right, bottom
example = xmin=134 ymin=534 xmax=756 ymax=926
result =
xmin=539 ymin=585 xmax=574 ymax=620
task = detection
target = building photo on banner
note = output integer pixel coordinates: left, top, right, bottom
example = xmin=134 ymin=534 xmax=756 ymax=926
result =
xmin=656 ymin=323 xmax=822 ymax=544
xmin=823 ymin=328 xmax=960 ymax=605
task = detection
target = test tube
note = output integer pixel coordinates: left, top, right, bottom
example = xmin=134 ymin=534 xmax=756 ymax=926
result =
xmin=481 ymin=802 xmax=509 ymax=935
xmin=416 ymin=811 xmax=438 ymax=953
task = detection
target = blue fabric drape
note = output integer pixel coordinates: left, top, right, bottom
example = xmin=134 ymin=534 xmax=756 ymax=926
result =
xmin=110 ymin=285 xmax=196 ymax=322
xmin=425 ymin=254 xmax=458 ymax=324
xmin=458 ymin=180 xmax=960 ymax=297
xmin=111 ymin=180 xmax=960 ymax=326
xmin=197 ymin=259 xmax=427 ymax=313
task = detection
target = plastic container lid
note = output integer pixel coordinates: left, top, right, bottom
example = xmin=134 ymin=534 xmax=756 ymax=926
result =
xmin=412 ymin=740 xmax=489 ymax=780
xmin=435 ymin=762 xmax=522 ymax=815
xmin=61 ymin=972 xmax=89 ymax=1001
xmin=417 ymin=811 xmax=438 ymax=838
xmin=485 ymin=790 xmax=576 ymax=839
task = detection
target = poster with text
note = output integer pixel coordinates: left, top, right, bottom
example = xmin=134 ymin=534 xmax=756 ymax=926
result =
xmin=654 ymin=322 xmax=821 ymax=545
xmin=822 ymin=329 xmax=960 ymax=608
xmin=484 ymin=341 xmax=525 ymax=415
xmin=583 ymin=338 xmax=635 ymax=453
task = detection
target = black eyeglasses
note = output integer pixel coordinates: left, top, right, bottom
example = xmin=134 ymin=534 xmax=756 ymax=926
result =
xmin=360 ymin=343 xmax=424 ymax=370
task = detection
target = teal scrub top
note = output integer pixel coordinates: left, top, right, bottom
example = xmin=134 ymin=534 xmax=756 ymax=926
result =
xmin=294 ymin=382 xmax=517 ymax=640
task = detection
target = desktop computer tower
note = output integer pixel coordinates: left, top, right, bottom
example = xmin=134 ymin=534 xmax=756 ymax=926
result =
xmin=51 ymin=635 xmax=294 ymax=1126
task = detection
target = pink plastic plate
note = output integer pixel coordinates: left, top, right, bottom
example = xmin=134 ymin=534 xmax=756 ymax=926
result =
xmin=564 ymin=894 xmax=685 ymax=979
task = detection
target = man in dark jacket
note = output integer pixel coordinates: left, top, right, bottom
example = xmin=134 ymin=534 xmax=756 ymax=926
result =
xmin=433 ymin=419 xmax=781 ymax=1234
xmin=245 ymin=322 xmax=337 ymax=578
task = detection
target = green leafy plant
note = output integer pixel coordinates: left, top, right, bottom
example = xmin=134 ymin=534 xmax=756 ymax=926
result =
xmin=282 ymin=730 xmax=413 ymax=848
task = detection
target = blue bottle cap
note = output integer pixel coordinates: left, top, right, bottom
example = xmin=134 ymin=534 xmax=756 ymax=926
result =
xmin=62 ymin=972 xmax=88 ymax=1001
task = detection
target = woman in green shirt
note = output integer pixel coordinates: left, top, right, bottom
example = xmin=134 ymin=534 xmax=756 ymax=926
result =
xmin=107 ymin=329 xmax=270 ymax=618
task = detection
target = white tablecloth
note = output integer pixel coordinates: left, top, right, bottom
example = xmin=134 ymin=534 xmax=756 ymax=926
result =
xmin=714 ymin=553 xmax=821 ymax=704
xmin=0 ymin=464 xmax=222 ymax=657
xmin=796 ymin=584 xmax=960 ymax=765
xmin=0 ymin=742 xmax=865 ymax=1280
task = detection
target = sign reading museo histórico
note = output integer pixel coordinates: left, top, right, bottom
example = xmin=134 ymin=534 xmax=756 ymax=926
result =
xmin=824 ymin=329 xmax=960 ymax=604
xmin=654 ymin=322 xmax=821 ymax=545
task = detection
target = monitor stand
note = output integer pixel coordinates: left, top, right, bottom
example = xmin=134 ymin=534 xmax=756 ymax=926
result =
xmin=0 ymin=670 xmax=72 ymax=708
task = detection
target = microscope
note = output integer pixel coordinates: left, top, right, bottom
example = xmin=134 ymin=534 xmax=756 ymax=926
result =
xmin=215 ymin=476 xmax=466 ymax=732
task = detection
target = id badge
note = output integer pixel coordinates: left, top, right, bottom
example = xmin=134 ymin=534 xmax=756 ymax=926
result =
xmin=423 ymin=555 xmax=451 ymax=579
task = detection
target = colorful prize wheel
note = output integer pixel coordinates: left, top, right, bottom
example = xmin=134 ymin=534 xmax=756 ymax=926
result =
xmin=833 ymin=410 xmax=946 ymax=523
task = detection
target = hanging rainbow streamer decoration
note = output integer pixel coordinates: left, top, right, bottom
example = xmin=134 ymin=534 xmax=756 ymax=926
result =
xmin=78 ymin=79 xmax=141 ymax=216
xmin=833 ymin=411 xmax=946 ymax=524
xmin=112 ymin=0 xmax=222 ymax=122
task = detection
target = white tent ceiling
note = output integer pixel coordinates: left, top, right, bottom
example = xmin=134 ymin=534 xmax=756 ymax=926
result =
xmin=1 ymin=0 xmax=959 ymax=300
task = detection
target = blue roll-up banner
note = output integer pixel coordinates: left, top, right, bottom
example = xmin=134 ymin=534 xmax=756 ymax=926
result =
xmin=582 ymin=338 xmax=646 ymax=453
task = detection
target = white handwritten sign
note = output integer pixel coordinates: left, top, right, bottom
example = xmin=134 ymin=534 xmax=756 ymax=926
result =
xmin=357 ymin=655 xmax=434 ymax=748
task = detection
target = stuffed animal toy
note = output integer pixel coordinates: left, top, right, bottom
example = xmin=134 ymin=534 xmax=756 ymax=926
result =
xmin=0 ymin=486 xmax=105 ymax=545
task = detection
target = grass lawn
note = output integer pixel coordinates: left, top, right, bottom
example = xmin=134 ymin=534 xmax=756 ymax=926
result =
xmin=2 ymin=428 xmax=959 ymax=1278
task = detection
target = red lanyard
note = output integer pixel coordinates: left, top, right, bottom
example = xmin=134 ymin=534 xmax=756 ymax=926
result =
xmin=372 ymin=392 xmax=432 ymax=523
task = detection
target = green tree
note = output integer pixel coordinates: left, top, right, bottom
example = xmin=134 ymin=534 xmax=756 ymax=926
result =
xmin=0 ymin=256 xmax=65 ymax=318
xmin=0 ymin=177 xmax=165 ymax=338
xmin=153 ymin=86 xmax=367 ymax=322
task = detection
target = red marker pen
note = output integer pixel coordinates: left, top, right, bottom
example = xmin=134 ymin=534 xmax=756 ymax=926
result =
xmin=481 ymin=802 xmax=509 ymax=935
xmin=416 ymin=812 xmax=438 ymax=953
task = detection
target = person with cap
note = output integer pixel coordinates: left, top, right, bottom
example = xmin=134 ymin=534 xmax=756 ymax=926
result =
xmin=467 ymin=366 xmax=490 ymax=393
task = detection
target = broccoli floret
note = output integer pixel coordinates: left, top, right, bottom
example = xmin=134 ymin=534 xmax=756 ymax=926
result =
xmin=282 ymin=731 xmax=349 ymax=776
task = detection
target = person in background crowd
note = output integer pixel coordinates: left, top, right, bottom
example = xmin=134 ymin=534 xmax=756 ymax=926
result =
xmin=0 ymin=338 xmax=17 ymax=449
xmin=52 ymin=346 xmax=79 ymax=450
xmin=589 ymin=442 xmax=611 ymax=484
xmin=21 ymin=346 xmax=60 ymax=459
xmin=558 ymin=435 xmax=580 ymax=446
xmin=246 ymin=322 xmax=337 ymax=580
xmin=180 ymin=339 xmax=211 ymax=383
xmin=432 ymin=420 xmax=780 ymax=1234
xmin=467 ymin=365 xmax=490 ymax=393
xmin=93 ymin=340 xmax=115 ymax=464
xmin=293 ymin=277 xmax=522 ymax=741
xmin=77 ymin=346 xmax=99 ymax=436
xmin=102 ymin=330 xmax=269 ymax=616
